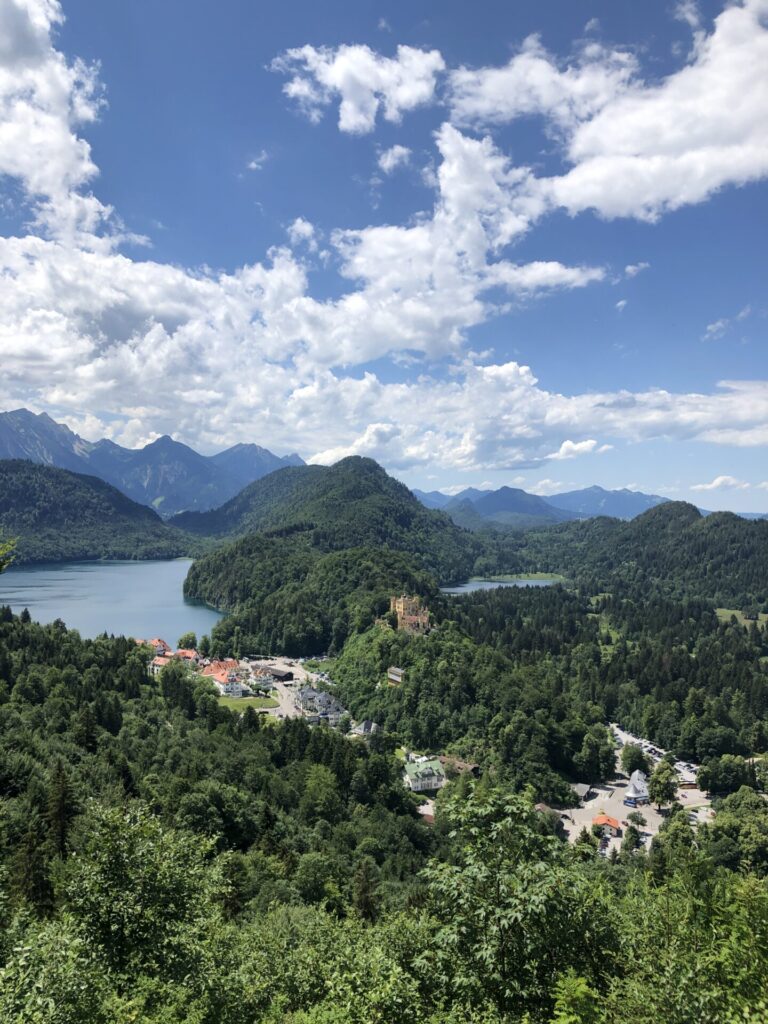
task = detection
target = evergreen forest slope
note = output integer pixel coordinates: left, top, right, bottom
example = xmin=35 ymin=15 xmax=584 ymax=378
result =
xmin=0 ymin=460 xmax=195 ymax=563
xmin=183 ymin=458 xmax=499 ymax=656
xmin=513 ymin=501 xmax=768 ymax=609
xmin=173 ymin=456 xmax=482 ymax=577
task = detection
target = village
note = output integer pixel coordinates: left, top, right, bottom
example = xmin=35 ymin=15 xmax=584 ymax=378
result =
xmin=137 ymin=594 xmax=717 ymax=829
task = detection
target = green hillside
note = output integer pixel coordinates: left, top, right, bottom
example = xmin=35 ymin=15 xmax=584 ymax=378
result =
xmin=512 ymin=501 xmax=768 ymax=609
xmin=182 ymin=458 xmax=494 ymax=656
xmin=0 ymin=460 xmax=196 ymax=563
xmin=176 ymin=456 xmax=484 ymax=582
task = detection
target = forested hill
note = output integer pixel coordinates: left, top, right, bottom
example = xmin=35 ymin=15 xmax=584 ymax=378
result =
xmin=0 ymin=460 xmax=195 ymax=563
xmin=182 ymin=458 xmax=497 ymax=656
xmin=513 ymin=500 xmax=768 ymax=609
xmin=174 ymin=456 xmax=483 ymax=583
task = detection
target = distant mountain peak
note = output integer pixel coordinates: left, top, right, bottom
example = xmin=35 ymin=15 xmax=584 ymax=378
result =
xmin=0 ymin=407 xmax=308 ymax=517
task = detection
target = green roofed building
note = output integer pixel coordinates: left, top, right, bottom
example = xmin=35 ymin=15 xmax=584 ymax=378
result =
xmin=403 ymin=758 xmax=446 ymax=793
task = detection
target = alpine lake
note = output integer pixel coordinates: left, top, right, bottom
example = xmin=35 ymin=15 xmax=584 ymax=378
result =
xmin=0 ymin=559 xmax=223 ymax=641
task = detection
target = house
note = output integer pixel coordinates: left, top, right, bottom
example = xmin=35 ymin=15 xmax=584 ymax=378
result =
xmin=295 ymin=685 xmax=347 ymax=726
xmin=148 ymin=637 xmax=171 ymax=656
xmin=403 ymin=758 xmax=446 ymax=793
xmin=150 ymin=654 xmax=173 ymax=676
xmin=592 ymin=814 xmax=621 ymax=837
xmin=387 ymin=666 xmax=404 ymax=686
xmin=350 ymin=719 xmax=380 ymax=738
xmin=625 ymin=770 xmax=650 ymax=805
xmin=208 ymin=669 xmax=243 ymax=697
xmin=390 ymin=595 xmax=430 ymax=635
xmin=571 ymin=783 xmax=593 ymax=803
xmin=174 ymin=648 xmax=200 ymax=664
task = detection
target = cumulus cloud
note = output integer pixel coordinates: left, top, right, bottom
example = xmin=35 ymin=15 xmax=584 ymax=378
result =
xmin=0 ymin=0 xmax=132 ymax=248
xmin=527 ymin=478 xmax=566 ymax=495
xmin=691 ymin=475 xmax=750 ymax=490
xmin=271 ymin=43 xmax=445 ymax=133
xmin=616 ymin=299 xmax=627 ymax=312
xmin=450 ymin=34 xmax=637 ymax=130
xmin=286 ymin=216 xmax=317 ymax=249
xmin=377 ymin=143 xmax=411 ymax=173
xmin=547 ymin=0 xmax=768 ymax=220
xmin=0 ymin=0 xmax=766 ymax=483
xmin=449 ymin=1 xmax=768 ymax=224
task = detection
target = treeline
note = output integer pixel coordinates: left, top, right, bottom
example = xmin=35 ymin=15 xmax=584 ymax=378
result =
xmin=1 ymin=611 xmax=768 ymax=1021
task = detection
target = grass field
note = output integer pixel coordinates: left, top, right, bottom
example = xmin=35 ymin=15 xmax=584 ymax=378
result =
xmin=716 ymin=608 xmax=768 ymax=627
xmin=218 ymin=695 xmax=279 ymax=711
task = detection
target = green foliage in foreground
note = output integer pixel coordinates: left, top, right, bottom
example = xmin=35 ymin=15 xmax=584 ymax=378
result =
xmin=0 ymin=611 xmax=766 ymax=1022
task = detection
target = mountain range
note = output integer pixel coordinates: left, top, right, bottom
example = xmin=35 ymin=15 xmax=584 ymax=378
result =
xmin=0 ymin=408 xmax=304 ymax=517
xmin=412 ymin=483 xmax=671 ymax=530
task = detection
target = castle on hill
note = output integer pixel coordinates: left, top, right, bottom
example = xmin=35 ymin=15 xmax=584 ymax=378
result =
xmin=390 ymin=595 xmax=430 ymax=635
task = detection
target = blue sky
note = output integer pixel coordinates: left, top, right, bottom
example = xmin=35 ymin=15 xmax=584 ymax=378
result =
xmin=0 ymin=0 xmax=766 ymax=509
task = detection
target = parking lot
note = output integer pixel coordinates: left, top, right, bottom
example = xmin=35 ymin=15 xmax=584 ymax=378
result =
xmin=561 ymin=726 xmax=713 ymax=855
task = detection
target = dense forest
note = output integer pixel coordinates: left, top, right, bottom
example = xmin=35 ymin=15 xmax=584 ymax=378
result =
xmin=510 ymin=502 xmax=768 ymax=610
xmin=332 ymin=583 xmax=768 ymax=804
xmin=0 ymin=608 xmax=767 ymax=1023
xmin=174 ymin=457 xmax=486 ymax=580
xmin=0 ymin=461 xmax=199 ymax=563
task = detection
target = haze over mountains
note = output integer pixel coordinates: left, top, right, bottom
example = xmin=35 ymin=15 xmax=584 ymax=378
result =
xmin=413 ymin=483 xmax=671 ymax=529
xmin=0 ymin=409 xmax=304 ymax=516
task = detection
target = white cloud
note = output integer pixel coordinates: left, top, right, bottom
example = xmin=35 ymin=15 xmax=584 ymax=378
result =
xmin=449 ymin=2 xmax=768 ymax=224
xmin=0 ymin=0 xmax=146 ymax=250
xmin=0 ymin=1 xmax=766 ymax=484
xmin=271 ymin=43 xmax=445 ymax=133
xmin=702 ymin=318 xmax=729 ymax=340
xmin=247 ymin=149 xmax=269 ymax=170
xmin=548 ymin=439 xmax=600 ymax=460
xmin=624 ymin=261 xmax=649 ymax=277
xmin=287 ymin=216 xmax=317 ymax=250
xmin=450 ymin=35 xmax=637 ymax=130
xmin=616 ymin=299 xmax=627 ymax=312
xmin=527 ymin=478 xmax=566 ymax=495
xmin=548 ymin=0 xmax=768 ymax=220
xmin=377 ymin=143 xmax=411 ymax=173
xmin=691 ymin=475 xmax=750 ymax=491
xmin=757 ymin=481 xmax=768 ymax=490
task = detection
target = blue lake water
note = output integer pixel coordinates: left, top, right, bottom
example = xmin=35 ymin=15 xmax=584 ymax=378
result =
xmin=0 ymin=560 xmax=223 ymax=642
xmin=441 ymin=578 xmax=558 ymax=595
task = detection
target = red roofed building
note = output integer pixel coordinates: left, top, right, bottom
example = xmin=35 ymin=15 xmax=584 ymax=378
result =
xmin=150 ymin=654 xmax=173 ymax=677
xmin=174 ymin=648 xmax=200 ymax=663
xmin=592 ymin=814 xmax=621 ymax=836
xmin=202 ymin=660 xmax=244 ymax=697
